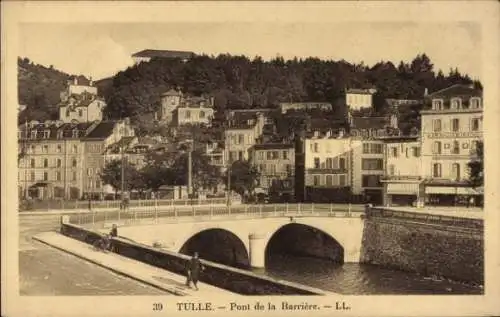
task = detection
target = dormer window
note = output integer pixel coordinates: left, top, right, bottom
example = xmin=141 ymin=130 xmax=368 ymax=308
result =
xmin=72 ymin=129 xmax=79 ymax=138
xmin=57 ymin=130 xmax=64 ymax=139
xmin=450 ymin=98 xmax=461 ymax=109
xmin=43 ymin=130 xmax=50 ymax=138
xmin=31 ymin=130 xmax=37 ymax=139
xmin=470 ymin=97 xmax=481 ymax=109
xmin=432 ymin=99 xmax=444 ymax=110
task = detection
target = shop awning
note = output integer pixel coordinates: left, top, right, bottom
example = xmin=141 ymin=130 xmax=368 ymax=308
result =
xmin=425 ymin=186 xmax=482 ymax=195
xmin=387 ymin=183 xmax=419 ymax=195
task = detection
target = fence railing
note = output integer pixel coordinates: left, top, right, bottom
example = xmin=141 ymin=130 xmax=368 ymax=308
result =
xmin=367 ymin=207 xmax=483 ymax=230
xmin=19 ymin=197 xmax=236 ymax=212
xmin=67 ymin=203 xmax=366 ymax=227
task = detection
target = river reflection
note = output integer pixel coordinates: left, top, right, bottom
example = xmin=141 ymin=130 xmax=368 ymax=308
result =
xmin=259 ymin=253 xmax=483 ymax=295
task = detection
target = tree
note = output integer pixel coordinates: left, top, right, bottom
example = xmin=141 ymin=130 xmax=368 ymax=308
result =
xmin=225 ymin=160 xmax=260 ymax=197
xmin=100 ymin=159 xmax=141 ymax=197
xmin=468 ymin=141 xmax=484 ymax=188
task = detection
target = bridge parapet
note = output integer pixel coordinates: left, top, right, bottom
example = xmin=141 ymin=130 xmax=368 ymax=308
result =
xmin=366 ymin=207 xmax=483 ymax=230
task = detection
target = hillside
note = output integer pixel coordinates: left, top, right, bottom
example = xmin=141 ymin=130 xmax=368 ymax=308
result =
xmin=103 ymin=53 xmax=481 ymax=134
xmin=17 ymin=57 xmax=90 ymax=123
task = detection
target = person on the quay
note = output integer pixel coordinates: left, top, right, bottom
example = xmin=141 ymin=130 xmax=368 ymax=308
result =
xmin=185 ymin=252 xmax=204 ymax=291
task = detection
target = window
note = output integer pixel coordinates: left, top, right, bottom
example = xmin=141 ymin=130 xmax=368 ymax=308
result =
xmin=452 ymin=141 xmax=460 ymax=154
xmin=72 ymin=129 xmax=78 ymax=138
xmin=258 ymin=152 xmax=264 ymax=160
xmin=56 ymin=145 xmax=62 ymax=153
xmin=57 ymin=130 xmax=64 ymax=139
xmin=185 ymin=110 xmax=191 ymax=119
xmin=362 ymin=158 xmax=383 ymax=170
xmin=432 ymin=99 xmax=443 ymax=110
xmin=56 ymin=159 xmax=62 ymax=167
xmin=272 ymin=151 xmax=279 ymax=160
xmin=43 ymin=172 xmax=48 ymax=181
xmin=56 ymin=171 xmax=61 ymax=181
xmin=388 ymin=164 xmax=395 ymax=175
xmin=391 ymin=147 xmax=398 ymax=157
xmin=326 ymin=158 xmax=333 ymax=169
xmin=238 ymin=151 xmax=243 ymax=160
xmin=282 ymin=151 xmax=288 ymax=160
xmin=30 ymin=145 xmax=35 ymax=153
xmin=88 ymin=168 xmax=93 ymax=176
xmin=72 ymin=159 xmax=77 ymax=167
xmin=326 ymin=175 xmax=333 ymax=186
xmin=30 ymin=171 xmax=35 ymax=181
xmin=471 ymin=118 xmax=480 ymax=131
xmin=313 ymin=175 xmax=320 ymax=186
xmin=30 ymin=159 xmax=35 ymax=168
xmin=339 ymin=157 xmax=346 ymax=170
xmin=452 ymin=163 xmax=461 ymax=181
xmin=314 ymin=158 xmax=320 ymax=169
xmin=199 ymin=111 xmax=205 ymax=118
xmin=413 ymin=147 xmax=420 ymax=157
xmin=363 ymin=143 xmax=370 ymax=154
xmin=451 ymin=98 xmax=461 ymax=109
xmin=96 ymin=181 xmax=101 ymax=189
xmin=470 ymin=97 xmax=481 ymax=109
xmin=286 ymin=164 xmax=292 ymax=174
xmin=78 ymin=109 xmax=83 ymax=117
xmin=72 ymin=171 xmax=77 ymax=181
xmin=73 ymin=144 xmax=78 ymax=153
xmin=269 ymin=164 xmax=276 ymax=174
xmin=471 ymin=140 xmax=479 ymax=153
xmin=339 ymin=175 xmax=346 ymax=186
xmin=43 ymin=145 xmax=49 ymax=153
xmin=313 ymin=143 xmax=319 ymax=153
xmin=43 ymin=158 xmax=48 ymax=168
xmin=371 ymin=143 xmax=383 ymax=154
xmin=433 ymin=119 xmax=442 ymax=132
xmin=433 ymin=141 xmax=442 ymax=154
xmin=43 ymin=130 xmax=50 ymax=138
xmin=31 ymin=130 xmax=37 ymax=139
xmin=433 ymin=163 xmax=442 ymax=177
xmin=362 ymin=175 xmax=381 ymax=187
xmin=451 ymin=118 xmax=460 ymax=132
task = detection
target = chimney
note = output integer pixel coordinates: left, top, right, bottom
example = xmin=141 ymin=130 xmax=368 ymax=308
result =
xmin=313 ymin=130 xmax=320 ymax=138
xmin=391 ymin=113 xmax=398 ymax=129
xmin=424 ymin=88 xmax=429 ymax=97
xmin=89 ymin=76 xmax=93 ymax=86
xmin=338 ymin=128 xmax=345 ymax=138
xmin=325 ymin=130 xmax=332 ymax=138
xmin=73 ymin=77 xmax=78 ymax=85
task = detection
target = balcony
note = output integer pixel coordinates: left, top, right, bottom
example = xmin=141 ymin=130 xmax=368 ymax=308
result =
xmin=306 ymin=168 xmax=348 ymax=174
xmin=380 ymin=175 xmax=423 ymax=182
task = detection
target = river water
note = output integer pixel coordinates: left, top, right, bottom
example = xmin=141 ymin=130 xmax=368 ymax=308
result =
xmin=258 ymin=253 xmax=483 ymax=295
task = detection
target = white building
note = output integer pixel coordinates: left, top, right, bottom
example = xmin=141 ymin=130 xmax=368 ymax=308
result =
xmin=419 ymin=84 xmax=483 ymax=206
xmin=380 ymin=136 xmax=424 ymax=206
xmin=58 ymin=78 xmax=105 ymax=123
xmin=345 ymin=88 xmax=377 ymax=111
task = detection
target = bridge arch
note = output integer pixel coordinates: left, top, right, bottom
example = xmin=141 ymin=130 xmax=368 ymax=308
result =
xmin=264 ymin=222 xmax=345 ymax=267
xmin=177 ymin=227 xmax=250 ymax=269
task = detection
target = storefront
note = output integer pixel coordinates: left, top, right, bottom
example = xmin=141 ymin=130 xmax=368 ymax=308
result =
xmin=383 ymin=182 xmax=423 ymax=207
xmin=424 ymin=185 xmax=483 ymax=207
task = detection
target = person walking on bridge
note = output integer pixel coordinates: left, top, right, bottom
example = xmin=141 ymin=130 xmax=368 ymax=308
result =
xmin=185 ymin=252 xmax=204 ymax=291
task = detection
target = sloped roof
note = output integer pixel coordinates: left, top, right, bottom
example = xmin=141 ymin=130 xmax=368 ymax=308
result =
xmin=84 ymin=121 xmax=117 ymax=139
xmin=18 ymin=122 xmax=96 ymax=140
xmin=132 ymin=49 xmax=195 ymax=59
xmin=427 ymin=84 xmax=482 ymax=99
xmin=351 ymin=116 xmax=390 ymax=130
xmin=161 ymin=89 xmax=183 ymax=97
xmin=254 ymin=143 xmax=294 ymax=150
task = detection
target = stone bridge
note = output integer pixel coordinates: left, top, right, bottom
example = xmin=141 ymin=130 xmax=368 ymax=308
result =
xmin=113 ymin=213 xmax=365 ymax=269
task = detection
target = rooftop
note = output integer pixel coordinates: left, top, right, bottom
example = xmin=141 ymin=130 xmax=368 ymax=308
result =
xmin=427 ymin=84 xmax=482 ymax=99
xmin=132 ymin=49 xmax=195 ymax=59
xmin=351 ymin=116 xmax=390 ymax=130
xmin=254 ymin=143 xmax=294 ymax=150
xmin=84 ymin=121 xmax=117 ymax=139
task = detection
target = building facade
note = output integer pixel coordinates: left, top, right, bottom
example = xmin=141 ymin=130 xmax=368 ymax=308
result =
xmin=252 ymin=143 xmax=295 ymax=199
xmin=419 ymin=84 xmax=483 ymax=206
xmin=345 ymin=88 xmax=377 ymax=111
xmin=279 ymin=102 xmax=333 ymax=114
xmin=380 ymin=136 xmax=424 ymax=206
xmin=224 ymin=113 xmax=265 ymax=163
xmin=58 ymin=77 xmax=106 ymax=123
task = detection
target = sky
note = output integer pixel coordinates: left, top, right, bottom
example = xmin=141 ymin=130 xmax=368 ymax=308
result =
xmin=18 ymin=22 xmax=481 ymax=81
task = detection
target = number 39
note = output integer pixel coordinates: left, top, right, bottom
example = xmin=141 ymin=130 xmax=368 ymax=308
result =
xmin=153 ymin=303 xmax=163 ymax=311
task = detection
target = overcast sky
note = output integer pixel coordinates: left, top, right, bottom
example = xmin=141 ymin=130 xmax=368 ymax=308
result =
xmin=19 ymin=22 xmax=481 ymax=81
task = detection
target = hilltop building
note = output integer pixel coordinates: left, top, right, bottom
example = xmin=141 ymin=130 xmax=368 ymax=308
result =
xmin=345 ymin=88 xmax=377 ymax=111
xmin=159 ymin=88 xmax=214 ymax=126
xmin=58 ymin=77 xmax=106 ymax=123
xmin=132 ymin=49 xmax=195 ymax=64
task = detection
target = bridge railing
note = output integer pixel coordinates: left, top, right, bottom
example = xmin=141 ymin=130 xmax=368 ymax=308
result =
xmin=68 ymin=203 xmax=366 ymax=228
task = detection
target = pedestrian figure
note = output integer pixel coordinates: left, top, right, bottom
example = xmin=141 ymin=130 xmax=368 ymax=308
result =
xmin=185 ymin=252 xmax=204 ymax=290
xmin=110 ymin=224 xmax=118 ymax=237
